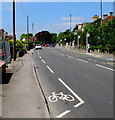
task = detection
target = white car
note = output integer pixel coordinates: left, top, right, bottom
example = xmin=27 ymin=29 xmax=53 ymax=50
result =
xmin=35 ymin=45 xmax=42 ymax=50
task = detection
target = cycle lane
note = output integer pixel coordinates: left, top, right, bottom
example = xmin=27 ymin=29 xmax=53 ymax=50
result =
xmin=33 ymin=49 xmax=84 ymax=118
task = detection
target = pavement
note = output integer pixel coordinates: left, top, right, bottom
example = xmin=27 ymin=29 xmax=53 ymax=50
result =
xmin=56 ymin=46 xmax=115 ymax=61
xmin=1 ymin=49 xmax=50 ymax=118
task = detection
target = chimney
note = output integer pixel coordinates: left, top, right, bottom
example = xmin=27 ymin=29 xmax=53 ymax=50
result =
xmin=103 ymin=13 xmax=108 ymax=18
xmin=110 ymin=12 xmax=113 ymax=16
xmin=92 ymin=15 xmax=99 ymax=21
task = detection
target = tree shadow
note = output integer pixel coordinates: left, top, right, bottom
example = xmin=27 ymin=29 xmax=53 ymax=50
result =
xmin=1 ymin=73 xmax=13 ymax=84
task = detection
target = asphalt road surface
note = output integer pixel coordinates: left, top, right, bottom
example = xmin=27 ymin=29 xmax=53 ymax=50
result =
xmin=33 ymin=47 xmax=113 ymax=118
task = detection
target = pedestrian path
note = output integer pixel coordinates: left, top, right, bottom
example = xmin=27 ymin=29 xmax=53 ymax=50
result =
xmin=56 ymin=46 xmax=115 ymax=61
xmin=1 ymin=49 xmax=49 ymax=118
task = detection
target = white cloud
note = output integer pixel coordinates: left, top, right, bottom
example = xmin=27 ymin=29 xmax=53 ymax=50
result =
xmin=62 ymin=16 xmax=84 ymax=21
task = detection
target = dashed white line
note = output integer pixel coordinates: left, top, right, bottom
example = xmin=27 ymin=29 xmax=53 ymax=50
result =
xmin=77 ymin=58 xmax=88 ymax=63
xmin=41 ymin=59 xmax=46 ymax=64
xmin=47 ymin=66 xmax=54 ymax=73
xmin=60 ymin=53 xmax=65 ymax=56
xmin=66 ymin=55 xmax=73 ymax=59
xmin=96 ymin=64 xmax=115 ymax=71
xmin=39 ymin=56 xmax=42 ymax=59
xmin=56 ymin=110 xmax=71 ymax=118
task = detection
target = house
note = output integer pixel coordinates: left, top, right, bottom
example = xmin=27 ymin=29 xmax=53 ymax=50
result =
xmin=102 ymin=12 xmax=115 ymax=24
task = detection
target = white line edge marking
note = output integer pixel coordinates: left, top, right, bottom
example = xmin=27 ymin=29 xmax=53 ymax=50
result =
xmin=41 ymin=59 xmax=46 ymax=64
xmin=56 ymin=110 xmax=71 ymax=118
xmin=77 ymin=58 xmax=88 ymax=63
xmin=47 ymin=66 xmax=54 ymax=73
xmin=96 ymin=64 xmax=115 ymax=71
xmin=58 ymin=78 xmax=85 ymax=107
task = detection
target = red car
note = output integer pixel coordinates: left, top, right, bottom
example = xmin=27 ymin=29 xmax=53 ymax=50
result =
xmin=44 ymin=44 xmax=50 ymax=47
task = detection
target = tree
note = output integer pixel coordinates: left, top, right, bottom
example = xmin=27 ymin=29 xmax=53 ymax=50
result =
xmin=20 ymin=33 xmax=33 ymax=40
xmin=50 ymin=33 xmax=57 ymax=43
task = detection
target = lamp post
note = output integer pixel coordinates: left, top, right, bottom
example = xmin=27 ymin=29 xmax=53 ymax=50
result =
xmin=86 ymin=33 xmax=90 ymax=46
xmin=78 ymin=35 xmax=80 ymax=49
xmin=86 ymin=33 xmax=90 ymax=52
xmin=64 ymin=38 xmax=66 ymax=46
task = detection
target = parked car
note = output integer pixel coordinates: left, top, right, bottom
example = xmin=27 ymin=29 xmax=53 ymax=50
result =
xmin=44 ymin=44 xmax=50 ymax=47
xmin=35 ymin=44 xmax=42 ymax=50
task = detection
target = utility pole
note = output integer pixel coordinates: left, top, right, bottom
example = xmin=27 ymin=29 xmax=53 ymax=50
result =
xmin=32 ymin=23 xmax=35 ymax=46
xmin=100 ymin=0 xmax=103 ymax=19
xmin=27 ymin=16 xmax=29 ymax=50
xmin=70 ymin=14 xmax=72 ymax=46
xmin=13 ymin=0 xmax=16 ymax=61
xmin=70 ymin=14 xmax=72 ymax=31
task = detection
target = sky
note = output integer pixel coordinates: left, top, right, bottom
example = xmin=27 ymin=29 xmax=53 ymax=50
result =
xmin=1 ymin=1 xmax=114 ymax=39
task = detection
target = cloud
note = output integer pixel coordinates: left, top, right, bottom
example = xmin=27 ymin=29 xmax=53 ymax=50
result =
xmin=62 ymin=16 xmax=84 ymax=21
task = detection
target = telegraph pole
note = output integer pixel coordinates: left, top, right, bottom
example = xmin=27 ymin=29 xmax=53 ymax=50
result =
xmin=27 ymin=16 xmax=29 ymax=50
xmin=100 ymin=0 xmax=103 ymax=19
xmin=70 ymin=14 xmax=72 ymax=31
xmin=13 ymin=0 xmax=16 ymax=61
xmin=70 ymin=14 xmax=72 ymax=46
xmin=32 ymin=23 xmax=35 ymax=46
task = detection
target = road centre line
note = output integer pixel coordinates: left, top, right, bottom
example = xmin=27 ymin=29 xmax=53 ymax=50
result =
xmin=60 ymin=53 xmax=65 ymax=56
xmin=47 ymin=66 xmax=54 ymax=73
xmin=39 ymin=56 xmax=42 ymax=59
xmin=96 ymin=64 xmax=115 ymax=71
xmin=66 ymin=55 xmax=74 ymax=59
xmin=77 ymin=58 xmax=89 ymax=63
xmin=41 ymin=59 xmax=46 ymax=64
xmin=56 ymin=110 xmax=71 ymax=118
xmin=58 ymin=78 xmax=85 ymax=106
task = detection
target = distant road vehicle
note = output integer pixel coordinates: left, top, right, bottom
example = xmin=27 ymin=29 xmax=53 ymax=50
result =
xmin=35 ymin=44 xmax=42 ymax=50
xmin=44 ymin=44 xmax=50 ymax=47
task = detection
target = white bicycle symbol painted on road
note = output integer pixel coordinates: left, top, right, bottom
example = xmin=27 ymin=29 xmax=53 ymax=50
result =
xmin=48 ymin=92 xmax=75 ymax=102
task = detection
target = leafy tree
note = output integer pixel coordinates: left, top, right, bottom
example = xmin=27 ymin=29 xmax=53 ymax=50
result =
xmin=20 ymin=33 xmax=33 ymax=40
xmin=50 ymin=33 xmax=57 ymax=43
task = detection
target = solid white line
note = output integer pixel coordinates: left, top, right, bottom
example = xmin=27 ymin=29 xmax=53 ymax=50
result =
xmin=41 ymin=59 xmax=46 ymax=64
xmin=77 ymin=58 xmax=88 ymax=63
xmin=58 ymin=78 xmax=85 ymax=103
xmin=96 ymin=64 xmax=115 ymax=71
xmin=47 ymin=66 xmax=54 ymax=73
xmin=56 ymin=110 xmax=71 ymax=118
xmin=74 ymin=101 xmax=85 ymax=107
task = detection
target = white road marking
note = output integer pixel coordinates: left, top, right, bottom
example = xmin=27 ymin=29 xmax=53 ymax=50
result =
xmin=96 ymin=64 xmax=115 ymax=71
xmin=77 ymin=58 xmax=88 ymax=63
xmin=66 ymin=55 xmax=73 ymax=59
xmin=41 ymin=59 xmax=46 ymax=64
xmin=58 ymin=78 xmax=85 ymax=107
xmin=47 ymin=66 xmax=54 ymax=73
xmin=39 ymin=56 xmax=42 ymax=59
xmin=56 ymin=110 xmax=71 ymax=118
xmin=60 ymin=53 xmax=65 ymax=56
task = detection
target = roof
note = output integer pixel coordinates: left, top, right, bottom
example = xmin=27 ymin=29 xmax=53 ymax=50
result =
xmin=103 ymin=15 xmax=115 ymax=22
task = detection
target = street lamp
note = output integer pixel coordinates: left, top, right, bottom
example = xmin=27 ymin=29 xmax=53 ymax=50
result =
xmin=86 ymin=33 xmax=90 ymax=46
xmin=86 ymin=33 xmax=90 ymax=52
xmin=78 ymin=35 xmax=80 ymax=49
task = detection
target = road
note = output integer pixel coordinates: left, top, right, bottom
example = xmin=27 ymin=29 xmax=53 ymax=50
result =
xmin=33 ymin=47 xmax=113 ymax=118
